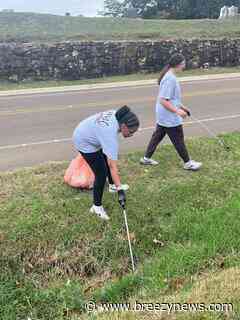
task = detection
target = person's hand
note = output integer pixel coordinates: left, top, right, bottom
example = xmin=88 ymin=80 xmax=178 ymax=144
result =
xmin=180 ymin=106 xmax=191 ymax=116
xmin=118 ymin=189 xmax=126 ymax=209
xmin=176 ymin=108 xmax=187 ymax=118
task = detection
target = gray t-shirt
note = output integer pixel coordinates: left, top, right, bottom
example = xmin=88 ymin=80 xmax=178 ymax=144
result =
xmin=156 ymin=70 xmax=183 ymax=127
xmin=73 ymin=110 xmax=120 ymax=160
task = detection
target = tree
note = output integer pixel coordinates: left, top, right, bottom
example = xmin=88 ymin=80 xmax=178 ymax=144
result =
xmin=103 ymin=0 xmax=240 ymax=19
xmin=175 ymin=0 xmax=209 ymax=19
xmin=209 ymin=0 xmax=240 ymax=18
xmin=102 ymin=0 xmax=125 ymax=17
xmin=103 ymin=0 xmax=157 ymax=18
xmin=123 ymin=0 xmax=156 ymax=16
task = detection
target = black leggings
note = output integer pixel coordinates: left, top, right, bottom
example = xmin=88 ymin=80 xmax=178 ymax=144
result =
xmin=145 ymin=124 xmax=190 ymax=163
xmin=80 ymin=150 xmax=114 ymax=206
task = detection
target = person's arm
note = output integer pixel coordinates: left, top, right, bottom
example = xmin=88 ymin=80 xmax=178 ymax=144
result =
xmin=107 ymin=158 xmax=121 ymax=189
xmin=159 ymin=78 xmax=187 ymax=118
xmin=160 ymin=98 xmax=187 ymax=118
xmin=98 ymin=127 xmax=121 ymax=187
xmin=108 ymin=158 xmax=126 ymax=208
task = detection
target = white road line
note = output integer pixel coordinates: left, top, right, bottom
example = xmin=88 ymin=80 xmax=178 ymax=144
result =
xmin=0 ymin=138 xmax=72 ymax=151
xmin=139 ymin=113 xmax=240 ymax=132
xmin=1 ymin=113 xmax=240 ymax=151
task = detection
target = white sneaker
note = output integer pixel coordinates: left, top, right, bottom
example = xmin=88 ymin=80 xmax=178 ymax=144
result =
xmin=140 ymin=157 xmax=159 ymax=166
xmin=183 ymin=160 xmax=202 ymax=171
xmin=109 ymin=184 xmax=129 ymax=193
xmin=90 ymin=205 xmax=110 ymax=220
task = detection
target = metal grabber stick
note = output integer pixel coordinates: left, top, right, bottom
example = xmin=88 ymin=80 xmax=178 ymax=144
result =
xmin=122 ymin=207 xmax=136 ymax=272
xmin=118 ymin=194 xmax=136 ymax=273
xmin=182 ymin=108 xmax=230 ymax=151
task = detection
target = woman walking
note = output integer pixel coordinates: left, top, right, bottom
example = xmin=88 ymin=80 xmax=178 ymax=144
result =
xmin=73 ymin=106 xmax=140 ymax=220
xmin=140 ymin=53 xmax=202 ymax=171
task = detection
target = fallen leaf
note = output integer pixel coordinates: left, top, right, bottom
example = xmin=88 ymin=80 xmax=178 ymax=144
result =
xmin=0 ymin=233 xmax=5 ymax=241
xmin=168 ymin=277 xmax=186 ymax=291
xmin=118 ymin=232 xmax=136 ymax=243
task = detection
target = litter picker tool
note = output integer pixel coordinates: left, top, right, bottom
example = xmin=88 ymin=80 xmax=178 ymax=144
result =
xmin=118 ymin=195 xmax=136 ymax=273
xmin=182 ymin=108 xmax=230 ymax=151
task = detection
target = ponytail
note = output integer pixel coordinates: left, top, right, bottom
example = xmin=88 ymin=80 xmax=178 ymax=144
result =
xmin=158 ymin=53 xmax=185 ymax=85
xmin=158 ymin=64 xmax=170 ymax=85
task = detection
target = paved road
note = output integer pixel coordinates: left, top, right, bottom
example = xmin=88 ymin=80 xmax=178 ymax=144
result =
xmin=1 ymin=77 xmax=240 ymax=171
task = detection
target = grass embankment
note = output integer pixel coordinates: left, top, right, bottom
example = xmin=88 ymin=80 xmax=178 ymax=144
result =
xmin=1 ymin=12 xmax=240 ymax=42
xmin=1 ymin=133 xmax=240 ymax=319
xmin=1 ymin=67 xmax=240 ymax=92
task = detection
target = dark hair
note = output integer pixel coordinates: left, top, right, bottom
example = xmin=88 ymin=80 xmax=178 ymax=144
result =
xmin=158 ymin=53 xmax=185 ymax=85
xmin=116 ymin=105 xmax=140 ymax=130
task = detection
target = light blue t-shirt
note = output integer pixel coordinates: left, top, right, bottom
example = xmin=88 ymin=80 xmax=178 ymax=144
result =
xmin=73 ymin=110 xmax=119 ymax=160
xmin=156 ymin=70 xmax=183 ymax=127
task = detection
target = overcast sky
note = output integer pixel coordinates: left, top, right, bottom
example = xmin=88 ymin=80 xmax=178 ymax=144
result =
xmin=0 ymin=0 xmax=104 ymax=16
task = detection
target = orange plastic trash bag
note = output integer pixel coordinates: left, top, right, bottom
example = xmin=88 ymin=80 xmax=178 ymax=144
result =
xmin=64 ymin=154 xmax=95 ymax=189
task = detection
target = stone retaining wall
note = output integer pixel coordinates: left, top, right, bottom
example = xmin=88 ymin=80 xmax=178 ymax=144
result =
xmin=0 ymin=39 xmax=240 ymax=81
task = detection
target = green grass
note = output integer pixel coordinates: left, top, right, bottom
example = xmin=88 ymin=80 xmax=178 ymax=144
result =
xmin=1 ymin=67 xmax=240 ymax=91
xmin=1 ymin=132 xmax=240 ymax=319
xmin=1 ymin=12 xmax=240 ymax=42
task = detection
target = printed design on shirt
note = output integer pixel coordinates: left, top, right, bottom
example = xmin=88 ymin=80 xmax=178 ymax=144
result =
xmin=95 ymin=111 xmax=114 ymax=127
